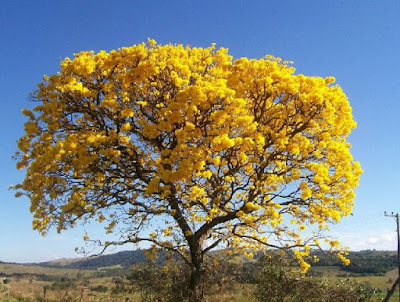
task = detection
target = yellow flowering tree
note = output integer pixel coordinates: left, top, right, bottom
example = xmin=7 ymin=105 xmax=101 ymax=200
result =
xmin=15 ymin=40 xmax=361 ymax=301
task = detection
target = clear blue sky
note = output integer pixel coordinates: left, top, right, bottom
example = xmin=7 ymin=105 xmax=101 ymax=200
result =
xmin=1 ymin=0 xmax=399 ymax=262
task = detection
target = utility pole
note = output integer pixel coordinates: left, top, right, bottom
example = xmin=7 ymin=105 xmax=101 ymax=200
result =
xmin=384 ymin=211 xmax=400 ymax=302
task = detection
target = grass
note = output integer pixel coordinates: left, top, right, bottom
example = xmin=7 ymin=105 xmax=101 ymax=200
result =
xmin=0 ymin=263 xmax=95 ymax=278
xmin=312 ymin=267 xmax=399 ymax=301
xmin=309 ymin=265 xmax=399 ymax=291
xmin=309 ymin=265 xmax=342 ymax=277
xmin=0 ymin=278 xmax=142 ymax=302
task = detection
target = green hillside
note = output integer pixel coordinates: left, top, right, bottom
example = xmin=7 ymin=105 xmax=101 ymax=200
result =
xmin=312 ymin=250 xmax=398 ymax=276
xmin=2 ymin=249 xmax=397 ymax=277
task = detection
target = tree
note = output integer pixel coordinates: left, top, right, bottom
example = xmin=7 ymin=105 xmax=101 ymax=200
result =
xmin=14 ymin=40 xmax=362 ymax=301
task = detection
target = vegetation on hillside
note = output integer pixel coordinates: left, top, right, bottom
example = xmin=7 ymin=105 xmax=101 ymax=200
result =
xmin=312 ymin=250 xmax=398 ymax=276
xmin=39 ymin=250 xmax=148 ymax=270
xmin=29 ymin=249 xmax=399 ymax=278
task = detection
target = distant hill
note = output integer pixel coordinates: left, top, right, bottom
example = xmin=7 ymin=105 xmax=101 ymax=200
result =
xmin=39 ymin=250 xmax=149 ymax=270
xmin=37 ymin=249 xmax=232 ymax=270
xmin=32 ymin=249 xmax=398 ymax=276
xmin=41 ymin=257 xmax=82 ymax=267
xmin=312 ymin=250 xmax=398 ymax=276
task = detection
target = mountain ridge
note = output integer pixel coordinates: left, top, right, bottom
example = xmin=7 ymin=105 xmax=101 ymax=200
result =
xmin=1 ymin=249 xmax=397 ymax=276
xmin=37 ymin=250 xmax=148 ymax=269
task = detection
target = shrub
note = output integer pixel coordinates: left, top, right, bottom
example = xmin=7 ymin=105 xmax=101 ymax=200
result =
xmin=253 ymin=255 xmax=380 ymax=302
xmin=90 ymin=284 xmax=108 ymax=292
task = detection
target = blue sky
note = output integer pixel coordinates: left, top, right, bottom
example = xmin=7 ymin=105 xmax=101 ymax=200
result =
xmin=1 ymin=0 xmax=399 ymax=262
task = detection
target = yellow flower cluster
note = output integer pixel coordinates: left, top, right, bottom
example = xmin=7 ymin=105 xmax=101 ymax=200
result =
xmin=14 ymin=40 xmax=361 ymax=272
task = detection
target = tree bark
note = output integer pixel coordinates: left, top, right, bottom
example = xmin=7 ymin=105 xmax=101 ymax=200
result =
xmin=187 ymin=240 xmax=205 ymax=302
xmin=188 ymin=265 xmax=204 ymax=302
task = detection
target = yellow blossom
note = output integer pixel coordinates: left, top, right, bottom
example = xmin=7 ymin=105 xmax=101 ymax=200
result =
xmin=15 ymin=41 xmax=361 ymax=283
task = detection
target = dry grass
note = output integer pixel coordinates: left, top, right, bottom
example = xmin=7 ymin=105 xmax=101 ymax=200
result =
xmin=1 ymin=263 xmax=399 ymax=301
xmin=0 ymin=278 xmax=142 ymax=301
xmin=0 ymin=263 xmax=95 ymax=277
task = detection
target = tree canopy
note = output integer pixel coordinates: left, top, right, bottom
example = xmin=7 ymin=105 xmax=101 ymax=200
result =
xmin=15 ymin=40 xmax=361 ymax=299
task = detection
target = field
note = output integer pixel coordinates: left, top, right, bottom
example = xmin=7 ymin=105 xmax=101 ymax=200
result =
xmin=0 ymin=263 xmax=136 ymax=301
xmin=0 ymin=263 xmax=94 ymax=278
xmin=309 ymin=265 xmax=398 ymax=291
xmin=0 ymin=261 xmax=399 ymax=301
xmin=0 ymin=263 xmax=250 ymax=302
xmin=310 ymin=266 xmax=399 ymax=301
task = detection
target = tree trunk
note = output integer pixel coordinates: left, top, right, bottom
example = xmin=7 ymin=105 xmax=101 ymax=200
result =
xmin=188 ymin=242 xmax=205 ymax=302
xmin=188 ymin=266 xmax=204 ymax=302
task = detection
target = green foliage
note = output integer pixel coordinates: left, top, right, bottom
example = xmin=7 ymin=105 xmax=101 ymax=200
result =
xmin=313 ymin=250 xmax=397 ymax=275
xmin=49 ymin=280 xmax=76 ymax=291
xmin=126 ymin=253 xmax=245 ymax=302
xmin=253 ymin=255 xmax=380 ymax=302
xmin=90 ymin=284 xmax=108 ymax=292
xmin=253 ymin=256 xmax=300 ymax=302
xmin=127 ymin=260 xmax=188 ymax=302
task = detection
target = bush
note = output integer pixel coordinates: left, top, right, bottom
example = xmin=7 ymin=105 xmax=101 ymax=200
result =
xmin=253 ymin=255 xmax=380 ymax=302
xmin=128 ymin=260 xmax=188 ymax=302
xmin=50 ymin=280 xmax=76 ymax=291
xmin=111 ymin=277 xmax=127 ymax=294
xmin=90 ymin=284 xmax=108 ymax=292
xmin=127 ymin=253 xmax=244 ymax=302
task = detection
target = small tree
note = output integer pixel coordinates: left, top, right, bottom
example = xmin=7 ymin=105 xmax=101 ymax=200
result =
xmin=254 ymin=255 xmax=299 ymax=301
xmin=128 ymin=256 xmax=188 ymax=302
xmin=15 ymin=40 xmax=361 ymax=301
